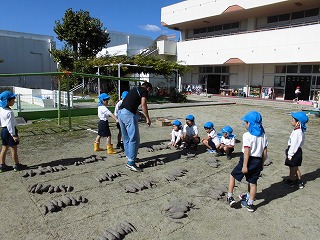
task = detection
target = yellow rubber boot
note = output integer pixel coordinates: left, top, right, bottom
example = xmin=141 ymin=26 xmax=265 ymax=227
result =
xmin=107 ymin=144 xmax=117 ymax=154
xmin=94 ymin=142 xmax=104 ymax=151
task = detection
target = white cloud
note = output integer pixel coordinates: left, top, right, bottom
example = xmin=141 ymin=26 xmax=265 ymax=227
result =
xmin=140 ymin=24 xmax=161 ymax=32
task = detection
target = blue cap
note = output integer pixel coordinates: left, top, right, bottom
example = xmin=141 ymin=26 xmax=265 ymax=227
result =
xmin=291 ymin=112 xmax=308 ymax=132
xmin=172 ymin=120 xmax=182 ymax=127
xmin=186 ymin=114 xmax=195 ymax=121
xmin=204 ymin=121 xmax=214 ymax=129
xmin=0 ymin=91 xmax=16 ymax=108
xmin=221 ymin=126 xmax=233 ymax=135
xmin=241 ymin=111 xmax=264 ymax=136
xmin=121 ymin=91 xmax=128 ymax=99
xmin=98 ymin=93 xmax=110 ymax=106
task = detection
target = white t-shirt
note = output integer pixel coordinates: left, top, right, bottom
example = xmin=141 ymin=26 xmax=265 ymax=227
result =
xmin=114 ymin=100 xmax=123 ymax=117
xmin=242 ymin=132 xmax=268 ymax=157
xmin=221 ymin=135 xmax=235 ymax=146
xmin=208 ymin=129 xmax=220 ymax=146
xmin=171 ymin=129 xmax=183 ymax=143
xmin=0 ymin=107 xmax=17 ymax=136
xmin=98 ymin=105 xmax=112 ymax=121
xmin=287 ymin=128 xmax=304 ymax=158
xmin=183 ymin=124 xmax=198 ymax=137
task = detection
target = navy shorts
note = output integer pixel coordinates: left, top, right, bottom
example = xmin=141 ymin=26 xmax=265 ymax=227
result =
xmin=98 ymin=120 xmax=111 ymax=137
xmin=1 ymin=127 xmax=19 ymax=147
xmin=208 ymin=140 xmax=217 ymax=150
xmin=285 ymin=146 xmax=302 ymax=167
xmin=231 ymin=154 xmax=263 ymax=184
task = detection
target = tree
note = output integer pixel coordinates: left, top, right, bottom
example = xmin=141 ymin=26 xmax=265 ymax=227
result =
xmin=51 ymin=8 xmax=110 ymax=71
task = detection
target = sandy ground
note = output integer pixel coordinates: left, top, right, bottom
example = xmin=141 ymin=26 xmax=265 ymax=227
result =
xmin=0 ymin=100 xmax=320 ymax=240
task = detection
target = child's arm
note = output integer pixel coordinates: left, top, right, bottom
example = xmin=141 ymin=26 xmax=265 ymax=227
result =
xmin=242 ymin=147 xmax=250 ymax=174
xmin=109 ymin=113 xmax=118 ymax=123
xmin=262 ymin=147 xmax=267 ymax=164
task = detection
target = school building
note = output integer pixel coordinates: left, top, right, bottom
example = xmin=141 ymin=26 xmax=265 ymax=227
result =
xmin=160 ymin=0 xmax=320 ymax=101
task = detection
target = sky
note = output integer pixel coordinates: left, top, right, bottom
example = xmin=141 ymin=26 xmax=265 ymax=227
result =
xmin=0 ymin=0 xmax=180 ymax=48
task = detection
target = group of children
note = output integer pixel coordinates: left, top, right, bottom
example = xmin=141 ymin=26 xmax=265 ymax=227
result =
xmin=0 ymin=90 xmax=310 ymax=213
xmin=169 ymin=114 xmax=235 ymax=160
xmin=168 ymin=110 xmax=309 ymax=212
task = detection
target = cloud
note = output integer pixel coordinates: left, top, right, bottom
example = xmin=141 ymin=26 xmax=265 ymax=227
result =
xmin=140 ymin=24 xmax=161 ymax=32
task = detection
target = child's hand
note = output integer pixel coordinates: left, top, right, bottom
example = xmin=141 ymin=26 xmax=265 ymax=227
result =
xmin=241 ymin=166 xmax=248 ymax=174
xmin=13 ymin=136 xmax=19 ymax=142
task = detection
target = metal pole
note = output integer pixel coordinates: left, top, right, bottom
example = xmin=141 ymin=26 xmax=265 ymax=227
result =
xmin=97 ymin=67 xmax=101 ymax=95
xmin=66 ymin=76 xmax=71 ymax=130
xmin=58 ymin=78 xmax=61 ymax=125
xmin=118 ymin=63 xmax=121 ymax=100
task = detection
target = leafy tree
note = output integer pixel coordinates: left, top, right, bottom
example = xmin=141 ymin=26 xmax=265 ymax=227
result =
xmin=51 ymin=8 xmax=110 ymax=72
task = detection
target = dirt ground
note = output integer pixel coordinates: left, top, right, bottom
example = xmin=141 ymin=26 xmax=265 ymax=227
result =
xmin=0 ymin=101 xmax=319 ymax=240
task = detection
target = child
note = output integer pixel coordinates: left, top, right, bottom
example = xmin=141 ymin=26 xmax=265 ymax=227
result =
xmin=201 ymin=121 xmax=220 ymax=153
xmin=217 ymin=126 xmax=235 ymax=159
xmin=94 ymin=93 xmax=118 ymax=154
xmin=169 ymin=120 xmax=183 ymax=148
xmin=293 ymin=86 xmax=301 ymax=102
xmin=227 ymin=111 xmax=268 ymax=212
xmin=0 ymin=91 xmax=28 ymax=172
xmin=114 ymin=91 xmax=128 ymax=150
xmin=181 ymin=114 xmax=200 ymax=149
xmin=283 ymin=112 xmax=308 ymax=189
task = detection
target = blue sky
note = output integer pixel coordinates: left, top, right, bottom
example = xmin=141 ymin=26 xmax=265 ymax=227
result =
xmin=0 ymin=0 xmax=180 ymax=48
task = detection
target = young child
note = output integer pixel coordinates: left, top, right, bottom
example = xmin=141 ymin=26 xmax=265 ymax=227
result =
xmin=227 ymin=111 xmax=268 ymax=212
xmin=201 ymin=121 xmax=220 ymax=153
xmin=94 ymin=93 xmax=118 ymax=154
xmin=283 ymin=111 xmax=308 ymax=189
xmin=169 ymin=120 xmax=183 ymax=148
xmin=181 ymin=114 xmax=200 ymax=149
xmin=293 ymin=86 xmax=301 ymax=102
xmin=114 ymin=91 xmax=128 ymax=150
xmin=0 ymin=91 xmax=28 ymax=172
xmin=217 ymin=125 xmax=235 ymax=159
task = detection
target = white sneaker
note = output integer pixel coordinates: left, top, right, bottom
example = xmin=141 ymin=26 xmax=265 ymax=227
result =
xmin=126 ymin=164 xmax=142 ymax=172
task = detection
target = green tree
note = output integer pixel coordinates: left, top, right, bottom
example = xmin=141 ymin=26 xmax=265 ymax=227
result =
xmin=51 ymin=8 xmax=110 ymax=72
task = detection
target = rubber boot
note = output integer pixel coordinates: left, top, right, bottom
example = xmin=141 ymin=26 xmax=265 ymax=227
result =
xmin=94 ymin=142 xmax=104 ymax=151
xmin=107 ymin=144 xmax=117 ymax=154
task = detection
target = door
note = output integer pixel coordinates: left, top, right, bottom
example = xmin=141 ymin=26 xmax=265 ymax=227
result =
xmin=207 ymin=75 xmax=221 ymax=94
xmin=285 ymin=75 xmax=311 ymax=100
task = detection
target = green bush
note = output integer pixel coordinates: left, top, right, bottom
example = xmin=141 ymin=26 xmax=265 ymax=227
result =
xmin=168 ymin=91 xmax=187 ymax=103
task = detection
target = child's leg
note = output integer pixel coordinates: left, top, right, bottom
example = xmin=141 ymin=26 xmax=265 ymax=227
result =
xmin=248 ymin=183 xmax=257 ymax=204
xmin=201 ymin=139 xmax=210 ymax=149
xmin=95 ymin=135 xmax=101 ymax=143
xmin=106 ymin=136 xmax=111 ymax=145
xmin=0 ymin=145 xmax=9 ymax=164
xmin=228 ymin=174 xmax=236 ymax=195
xmin=289 ymin=166 xmax=297 ymax=180
xmin=9 ymin=146 xmax=19 ymax=165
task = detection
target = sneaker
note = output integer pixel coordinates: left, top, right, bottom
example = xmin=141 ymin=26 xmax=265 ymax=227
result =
xmin=227 ymin=196 xmax=236 ymax=207
xmin=283 ymin=178 xmax=296 ymax=187
xmin=215 ymin=152 xmax=224 ymax=157
xmin=180 ymin=142 xmax=186 ymax=149
xmin=0 ymin=164 xmax=11 ymax=173
xmin=207 ymin=149 xmax=217 ymax=154
xmin=241 ymin=200 xmax=255 ymax=212
xmin=297 ymin=180 xmax=305 ymax=189
xmin=239 ymin=193 xmax=247 ymax=201
xmin=13 ymin=163 xmax=28 ymax=172
xmin=126 ymin=163 xmax=142 ymax=172
xmin=226 ymin=154 xmax=232 ymax=160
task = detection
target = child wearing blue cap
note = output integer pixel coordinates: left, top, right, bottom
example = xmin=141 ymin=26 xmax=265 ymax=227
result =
xmin=181 ymin=114 xmax=200 ymax=149
xmin=114 ymin=91 xmax=128 ymax=150
xmin=283 ymin=112 xmax=308 ymax=189
xmin=227 ymin=111 xmax=268 ymax=212
xmin=201 ymin=121 xmax=220 ymax=154
xmin=0 ymin=91 xmax=28 ymax=172
xmin=94 ymin=93 xmax=118 ymax=154
xmin=169 ymin=120 xmax=183 ymax=148
xmin=217 ymin=126 xmax=235 ymax=159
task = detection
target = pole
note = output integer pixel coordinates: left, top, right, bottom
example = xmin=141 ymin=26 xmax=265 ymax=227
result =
xmin=58 ymin=78 xmax=61 ymax=125
xmin=66 ymin=76 xmax=71 ymax=130
xmin=118 ymin=63 xmax=121 ymax=100
xmin=97 ymin=67 xmax=101 ymax=95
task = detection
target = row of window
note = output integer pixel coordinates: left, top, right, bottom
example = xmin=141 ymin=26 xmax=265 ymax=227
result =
xmin=275 ymin=65 xmax=320 ymax=74
xmin=268 ymin=8 xmax=319 ymax=24
xmin=199 ymin=66 xmax=229 ymax=73
xmin=194 ymin=22 xmax=240 ymax=35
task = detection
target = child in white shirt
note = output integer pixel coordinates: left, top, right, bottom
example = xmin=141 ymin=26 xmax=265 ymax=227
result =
xmin=181 ymin=114 xmax=199 ymax=149
xmin=169 ymin=120 xmax=183 ymax=148
xmin=201 ymin=121 xmax=220 ymax=153
xmin=217 ymin=125 xmax=235 ymax=159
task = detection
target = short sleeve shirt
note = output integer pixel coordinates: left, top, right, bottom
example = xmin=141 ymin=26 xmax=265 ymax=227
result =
xmin=98 ymin=106 xmax=112 ymax=121
xmin=183 ymin=124 xmax=198 ymax=137
xmin=221 ymin=136 xmax=235 ymax=146
xmin=208 ymin=129 xmax=220 ymax=146
xmin=120 ymin=87 xmax=148 ymax=114
xmin=242 ymin=132 xmax=268 ymax=157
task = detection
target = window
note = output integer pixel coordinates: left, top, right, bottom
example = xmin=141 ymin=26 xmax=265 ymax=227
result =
xmin=312 ymin=65 xmax=320 ymax=73
xmin=279 ymin=14 xmax=290 ymax=21
xmin=194 ymin=29 xmax=200 ymax=34
xmin=231 ymin=22 xmax=240 ymax=29
xmin=274 ymin=76 xmax=285 ymax=87
xmin=292 ymin=11 xmax=304 ymax=20
xmin=268 ymin=16 xmax=278 ymax=23
xmin=208 ymin=26 xmax=215 ymax=32
xmin=199 ymin=67 xmax=206 ymax=73
xmin=287 ymin=65 xmax=298 ymax=73
xmin=275 ymin=65 xmax=286 ymax=73
xmin=223 ymin=23 xmax=231 ymax=30
xmin=305 ymin=8 xmax=319 ymax=17
xmin=214 ymin=67 xmax=222 ymax=73
xmin=300 ymin=65 xmax=312 ymax=73
xmin=205 ymin=67 xmax=213 ymax=73
xmin=221 ymin=66 xmax=229 ymax=73
xmin=214 ymin=25 xmax=222 ymax=31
